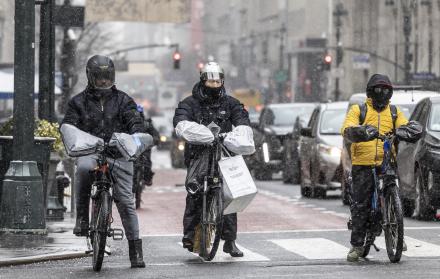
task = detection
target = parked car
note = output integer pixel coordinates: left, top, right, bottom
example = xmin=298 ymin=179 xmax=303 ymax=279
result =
xmin=397 ymin=96 xmax=440 ymax=220
xmin=170 ymin=131 xmax=186 ymax=168
xmin=152 ymin=115 xmax=173 ymax=150
xmin=282 ymin=110 xmax=316 ymax=184
xmin=340 ymin=88 xmax=440 ymax=205
xmin=299 ymin=102 xmax=347 ymax=198
xmin=249 ymin=103 xmax=316 ymax=180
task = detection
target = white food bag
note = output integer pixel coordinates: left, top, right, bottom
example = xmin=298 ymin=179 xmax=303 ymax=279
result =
xmin=219 ymin=155 xmax=258 ymax=215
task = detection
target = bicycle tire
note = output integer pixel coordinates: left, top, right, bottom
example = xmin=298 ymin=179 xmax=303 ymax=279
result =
xmin=384 ymin=185 xmax=404 ymax=263
xmin=92 ymin=191 xmax=110 ymax=271
xmin=200 ymin=188 xmax=223 ymax=261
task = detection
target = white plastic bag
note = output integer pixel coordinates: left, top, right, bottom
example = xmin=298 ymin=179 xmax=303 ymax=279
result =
xmin=175 ymin=120 xmax=214 ymax=144
xmin=60 ymin=124 xmax=104 ymax=157
xmin=219 ymin=155 xmax=258 ymax=215
xmin=109 ymin=132 xmax=154 ymax=161
xmin=223 ymin=125 xmax=255 ymax=155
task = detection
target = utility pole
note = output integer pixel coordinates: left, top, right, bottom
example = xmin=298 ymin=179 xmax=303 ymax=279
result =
xmin=333 ymin=2 xmax=348 ymax=101
xmin=0 ymin=0 xmax=46 ymax=234
xmin=401 ymin=0 xmax=413 ymax=84
xmin=278 ymin=23 xmax=287 ymax=103
xmin=38 ymin=0 xmax=56 ymax=122
xmin=421 ymin=0 xmax=433 ymax=74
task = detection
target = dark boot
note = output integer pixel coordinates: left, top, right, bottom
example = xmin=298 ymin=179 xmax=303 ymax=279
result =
xmin=223 ymin=240 xmax=243 ymax=257
xmin=182 ymin=237 xmax=193 ymax=252
xmin=73 ymin=207 xmax=89 ymax=236
xmin=128 ymin=239 xmax=146 ymax=268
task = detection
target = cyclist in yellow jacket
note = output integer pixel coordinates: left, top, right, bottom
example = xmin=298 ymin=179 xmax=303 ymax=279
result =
xmin=341 ymin=74 xmax=422 ymax=262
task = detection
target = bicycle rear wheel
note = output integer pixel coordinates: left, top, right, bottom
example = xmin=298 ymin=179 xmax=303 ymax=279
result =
xmin=92 ymin=191 xmax=111 ymax=271
xmin=384 ymin=186 xmax=404 ymax=263
xmin=200 ymin=188 xmax=223 ymax=261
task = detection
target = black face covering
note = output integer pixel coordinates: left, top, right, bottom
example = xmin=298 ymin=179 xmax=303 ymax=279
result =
xmin=372 ymin=98 xmax=389 ymax=111
xmin=90 ymin=88 xmax=113 ymax=99
xmin=202 ymin=85 xmax=223 ymax=100
xmin=368 ymin=87 xmax=392 ymax=112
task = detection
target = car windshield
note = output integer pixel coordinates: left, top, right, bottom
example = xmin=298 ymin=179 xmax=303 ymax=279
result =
xmin=429 ymin=104 xmax=440 ymax=131
xmin=320 ymin=109 xmax=346 ymax=135
xmin=266 ymin=106 xmax=315 ymax=126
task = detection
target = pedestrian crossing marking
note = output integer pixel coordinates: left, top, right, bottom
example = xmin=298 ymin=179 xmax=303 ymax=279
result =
xmin=270 ymin=238 xmax=349 ymax=259
xmin=178 ymin=241 xmax=270 ymax=262
xmin=375 ymin=236 xmax=440 ymax=257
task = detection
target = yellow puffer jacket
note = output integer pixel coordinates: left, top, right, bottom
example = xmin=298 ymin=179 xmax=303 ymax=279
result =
xmin=341 ymin=99 xmax=408 ymax=166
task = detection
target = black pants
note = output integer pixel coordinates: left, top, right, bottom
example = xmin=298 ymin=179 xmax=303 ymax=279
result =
xmin=183 ymin=194 xmax=237 ymax=242
xmin=350 ymin=165 xmax=377 ymax=247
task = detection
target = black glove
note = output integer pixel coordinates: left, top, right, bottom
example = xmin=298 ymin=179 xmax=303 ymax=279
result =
xmin=344 ymin=125 xmax=379 ymax=143
xmin=396 ymin=120 xmax=423 ymax=143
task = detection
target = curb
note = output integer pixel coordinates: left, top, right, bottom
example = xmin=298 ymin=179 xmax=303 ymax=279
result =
xmin=0 ymin=251 xmax=90 ymax=267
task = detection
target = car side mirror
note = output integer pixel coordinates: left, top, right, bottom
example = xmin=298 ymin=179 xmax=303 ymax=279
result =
xmin=300 ymin=127 xmax=313 ymax=137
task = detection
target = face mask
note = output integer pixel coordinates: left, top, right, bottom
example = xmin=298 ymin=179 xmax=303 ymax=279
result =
xmin=203 ymin=86 xmax=222 ymax=99
xmin=91 ymin=88 xmax=113 ymax=99
xmin=372 ymin=98 xmax=389 ymax=111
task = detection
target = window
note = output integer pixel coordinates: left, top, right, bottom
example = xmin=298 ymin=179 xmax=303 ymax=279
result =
xmin=319 ymin=109 xmax=346 ymax=135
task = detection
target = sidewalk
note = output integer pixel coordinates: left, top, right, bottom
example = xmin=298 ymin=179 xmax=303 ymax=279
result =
xmin=0 ymin=216 xmax=89 ymax=267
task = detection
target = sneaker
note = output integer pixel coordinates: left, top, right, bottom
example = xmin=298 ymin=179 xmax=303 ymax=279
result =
xmin=347 ymin=246 xmax=364 ymax=262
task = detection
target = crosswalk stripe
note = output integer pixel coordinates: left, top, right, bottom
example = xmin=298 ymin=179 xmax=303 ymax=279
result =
xmin=178 ymin=241 xmax=270 ymax=262
xmin=270 ymin=238 xmax=349 ymax=259
xmin=375 ymin=236 xmax=440 ymax=257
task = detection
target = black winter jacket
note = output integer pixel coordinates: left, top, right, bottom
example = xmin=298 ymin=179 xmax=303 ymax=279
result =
xmin=173 ymin=82 xmax=250 ymax=166
xmin=62 ymin=86 xmax=144 ymax=143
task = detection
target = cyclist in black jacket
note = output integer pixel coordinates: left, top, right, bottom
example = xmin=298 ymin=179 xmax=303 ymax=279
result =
xmin=173 ymin=62 xmax=250 ymax=257
xmin=62 ymin=55 xmax=146 ymax=268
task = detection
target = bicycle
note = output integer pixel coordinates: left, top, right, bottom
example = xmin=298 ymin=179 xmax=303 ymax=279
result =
xmin=357 ymin=133 xmax=404 ymax=263
xmin=85 ymin=144 xmax=124 ymax=271
xmin=192 ymin=124 xmax=226 ymax=261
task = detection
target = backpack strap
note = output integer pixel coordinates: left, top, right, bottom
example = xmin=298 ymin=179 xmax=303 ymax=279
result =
xmin=390 ymin=104 xmax=397 ymax=130
xmin=358 ymin=103 xmax=367 ymax=125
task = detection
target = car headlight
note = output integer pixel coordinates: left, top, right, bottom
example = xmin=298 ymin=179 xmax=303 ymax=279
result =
xmin=178 ymin=142 xmax=185 ymax=151
xmin=318 ymin=144 xmax=341 ymax=157
xmin=262 ymin=142 xmax=270 ymax=163
xmin=160 ymin=135 xmax=167 ymax=142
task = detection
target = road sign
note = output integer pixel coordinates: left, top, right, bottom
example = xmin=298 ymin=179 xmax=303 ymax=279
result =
xmin=352 ymin=54 xmax=370 ymax=69
xmin=275 ymin=70 xmax=288 ymax=83
xmin=85 ymin=0 xmax=190 ymax=23
xmin=54 ymin=5 xmax=85 ymax=28
xmin=331 ymin=68 xmax=345 ymax=78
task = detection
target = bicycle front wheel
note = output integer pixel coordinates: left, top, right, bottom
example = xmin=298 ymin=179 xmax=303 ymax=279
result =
xmin=384 ymin=185 xmax=404 ymax=263
xmin=92 ymin=191 xmax=111 ymax=271
xmin=200 ymin=188 xmax=223 ymax=261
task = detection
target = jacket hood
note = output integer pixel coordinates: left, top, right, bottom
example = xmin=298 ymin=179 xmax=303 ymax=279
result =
xmin=192 ymin=82 xmax=226 ymax=103
xmin=366 ymin=74 xmax=393 ymax=89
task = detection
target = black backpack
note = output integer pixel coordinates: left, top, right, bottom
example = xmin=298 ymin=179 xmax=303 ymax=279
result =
xmin=358 ymin=103 xmax=398 ymax=130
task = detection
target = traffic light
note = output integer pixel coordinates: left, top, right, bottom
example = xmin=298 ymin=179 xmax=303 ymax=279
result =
xmin=173 ymin=51 xmax=181 ymax=69
xmin=323 ymin=54 xmax=332 ymax=71
xmin=197 ymin=62 xmax=204 ymax=70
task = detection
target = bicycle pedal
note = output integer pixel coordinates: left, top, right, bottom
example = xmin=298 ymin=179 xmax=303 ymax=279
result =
xmin=104 ymin=245 xmax=112 ymax=255
xmin=109 ymin=228 xmax=124 ymax=240
xmin=86 ymin=238 xmax=93 ymax=252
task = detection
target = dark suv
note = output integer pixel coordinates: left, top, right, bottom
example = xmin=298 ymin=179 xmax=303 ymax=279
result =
xmin=249 ymin=103 xmax=316 ymax=180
